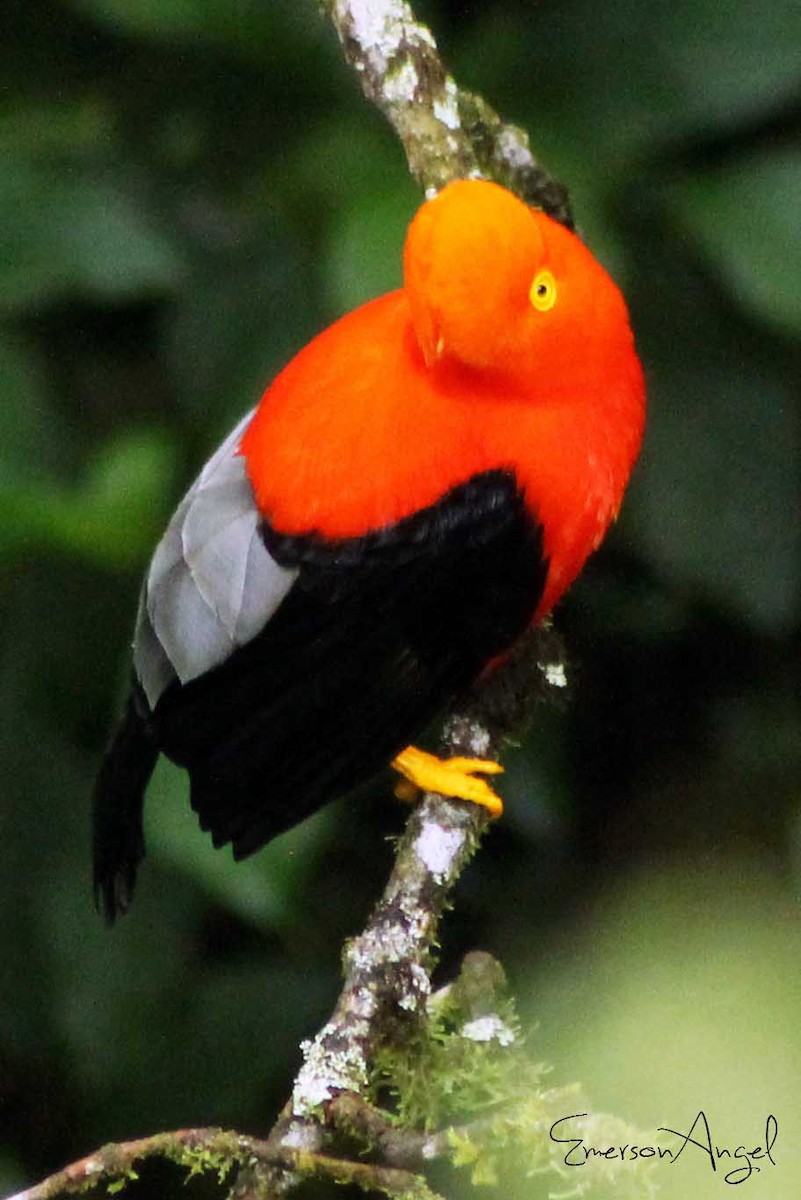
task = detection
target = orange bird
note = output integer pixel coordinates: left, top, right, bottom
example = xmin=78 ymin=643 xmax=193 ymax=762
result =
xmin=93 ymin=179 xmax=645 ymax=920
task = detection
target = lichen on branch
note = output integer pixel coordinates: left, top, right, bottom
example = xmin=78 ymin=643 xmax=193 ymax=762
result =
xmin=321 ymin=0 xmax=573 ymax=225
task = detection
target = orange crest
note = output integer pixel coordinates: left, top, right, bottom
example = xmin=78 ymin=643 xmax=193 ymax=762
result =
xmin=403 ymin=180 xmax=545 ymax=368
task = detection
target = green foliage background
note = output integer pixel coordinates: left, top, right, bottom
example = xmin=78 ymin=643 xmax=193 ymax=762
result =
xmin=1 ymin=1 xmax=799 ymax=1197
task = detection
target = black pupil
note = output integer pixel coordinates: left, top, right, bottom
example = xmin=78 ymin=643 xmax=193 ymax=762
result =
xmin=537 ymin=283 xmax=548 ymax=296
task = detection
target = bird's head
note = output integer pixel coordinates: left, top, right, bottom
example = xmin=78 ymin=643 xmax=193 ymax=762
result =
xmin=403 ymin=178 xmax=636 ymax=396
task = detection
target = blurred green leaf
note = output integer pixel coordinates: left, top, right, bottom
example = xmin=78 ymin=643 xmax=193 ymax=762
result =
xmin=0 ymin=1153 xmax=24 ymax=1197
xmin=326 ymin=186 xmax=417 ymax=313
xmin=0 ymin=333 xmax=54 ymax=485
xmin=465 ymin=0 xmax=801 ymax=163
xmin=165 ymin=959 xmax=333 ymax=1124
xmin=630 ymin=361 xmax=799 ymax=633
xmin=0 ymin=157 xmax=185 ymax=312
xmin=0 ymin=99 xmax=113 ymax=157
xmin=672 ymin=150 xmax=801 ymax=337
xmin=0 ymin=428 xmax=177 ymax=568
xmin=68 ymin=0 xmax=326 ymax=59
xmin=165 ymin=224 xmax=319 ymax=426
xmin=147 ymin=757 xmax=335 ymax=934
xmin=522 ymin=857 xmax=801 ymax=1199
xmin=287 ymin=119 xmax=411 ymax=209
xmin=74 ymin=0 xmax=220 ymax=34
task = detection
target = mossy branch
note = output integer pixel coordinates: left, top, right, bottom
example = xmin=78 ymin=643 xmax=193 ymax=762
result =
xmin=7 ymin=950 xmax=656 ymax=1200
xmin=320 ymin=0 xmax=573 ymax=225
xmin=4 ymin=1128 xmax=440 ymax=1200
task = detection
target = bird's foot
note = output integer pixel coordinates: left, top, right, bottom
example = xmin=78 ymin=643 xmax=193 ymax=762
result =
xmin=391 ymin=745 xmax=504 ymax=817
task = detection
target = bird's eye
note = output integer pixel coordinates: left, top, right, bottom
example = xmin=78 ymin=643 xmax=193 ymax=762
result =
xmin=530 ymin=269 xmax=557 ymax=312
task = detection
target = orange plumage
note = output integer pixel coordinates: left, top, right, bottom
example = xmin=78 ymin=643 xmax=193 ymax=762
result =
xmin=242 ymin=179 xmax=644 ymax=618
xmin=93 ymin=178 xmax=645 ymax=919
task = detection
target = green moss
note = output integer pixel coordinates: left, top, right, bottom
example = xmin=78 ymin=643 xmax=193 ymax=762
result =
xmin=368 ymin=957 xmax=655 ymax=1196
xmin=370 ymin=960 xmax=534 ymax=1131
xmin=177 ymin=1146 xmax=237 ymax=1184
xmin=106 ymin=1171 xmax=138 ymax=1195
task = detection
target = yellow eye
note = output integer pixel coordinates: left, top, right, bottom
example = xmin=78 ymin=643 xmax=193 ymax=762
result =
xmin=530 ymin=269 xmax=557 ymax=312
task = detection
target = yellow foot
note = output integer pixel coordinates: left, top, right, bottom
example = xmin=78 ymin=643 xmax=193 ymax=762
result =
xmin=391 ymin=745 xmax=504 ymax=817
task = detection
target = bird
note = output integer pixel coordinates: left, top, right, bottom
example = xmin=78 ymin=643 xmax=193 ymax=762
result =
xmin=92 ymin=178 xmax=645 ymax=922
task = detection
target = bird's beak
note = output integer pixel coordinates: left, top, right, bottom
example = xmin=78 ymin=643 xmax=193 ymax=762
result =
xmin=422 ymin=335 xmax=446 ymax=368
xmin=409 ymin=294 xmax=446 ymax=367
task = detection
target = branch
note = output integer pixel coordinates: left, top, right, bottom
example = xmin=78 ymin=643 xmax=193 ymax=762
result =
xmin=254 ymin=635 xmax=567 ymax=1193
xmin=6 ymin=1130 xmax=240 ymax=1200
xmin=6 ymin=1127 xmax=442 ymax=1200
xmin=274 ymin=713 xmax=498 ymax=1127
xmin=321 ymin=0 xmax=573 ymax=225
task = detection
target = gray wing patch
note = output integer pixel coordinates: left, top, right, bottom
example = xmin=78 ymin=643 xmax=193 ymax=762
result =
xmin=133 ymin=410 xmax=298 ymax=709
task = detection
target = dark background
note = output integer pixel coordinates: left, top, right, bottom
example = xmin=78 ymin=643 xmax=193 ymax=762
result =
xmin=1 ymin=1 xmax=799 ymax=1197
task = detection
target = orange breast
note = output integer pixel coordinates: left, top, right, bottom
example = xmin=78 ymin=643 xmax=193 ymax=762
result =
xmin=241 ymin=292 xmax=488 ymax=537
xmin=241 ymin=289 xmax=644 ymax=621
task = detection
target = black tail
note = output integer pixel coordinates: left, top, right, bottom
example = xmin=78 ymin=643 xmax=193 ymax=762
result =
xmin=92 ymin=690 xmax=158 ymax=924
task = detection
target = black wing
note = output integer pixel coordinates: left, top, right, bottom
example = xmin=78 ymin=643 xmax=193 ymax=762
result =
xmin=150 ymin=469 xmax=546 ymax=859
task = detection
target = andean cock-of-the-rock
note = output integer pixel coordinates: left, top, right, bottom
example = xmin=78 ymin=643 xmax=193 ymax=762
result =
xmin=92 ymin=179 xmax=645 ymax=921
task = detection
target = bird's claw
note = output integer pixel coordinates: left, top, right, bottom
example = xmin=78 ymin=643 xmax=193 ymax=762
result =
xmin=391 ymin=745 xmax=504 ymax=817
